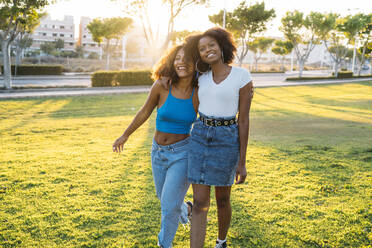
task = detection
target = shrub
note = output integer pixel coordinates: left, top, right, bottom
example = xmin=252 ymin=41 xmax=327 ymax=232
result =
xmin=285 ymin=74 xmax=372 ymax=81
xmin=1 ymin=65 xmax=63 ymax=75
xmin=63 ymin=67 xmax=72 ymax=73
xmin=91 ymin=70 xmax=153 ymax=87
xmin=91 ymin=71 xmax=118 ymax=87
xmin=336 ymin=71 xmax=353 ymax=78
xmin=88 ymin=52 xmax=99 ymax=60
xmin=116 ymin=70 xmax=153 ymax=86
xmin=74 ymin=67 xmax=85 ymax=73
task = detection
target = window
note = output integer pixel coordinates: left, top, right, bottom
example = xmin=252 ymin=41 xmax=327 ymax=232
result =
xmin=44 ymin=24 xmax=47 ymax=28
xmin=60 ymin=34 xmax=64 ymax=37
xmin=52 ymin=25 xmax=55 ymax=28
xmin=53 ymin=33 xmax=57 ymax=37
xmin=43 ymin=33 xmax=46 ymax=36
xmin=70 ymin=43 xmax=73 ymax=46
xmin=83 ymin=44 xmax=86 ymax=46
xmin=91 ymin=44 xmax=95 ymax=47
xmin=83 ymin=35 xmax=86 ymax=38
xmin=70 ymin=35 xmax=73 ymax=38
xmin=60 ymin=25 xmax=65 ymax=29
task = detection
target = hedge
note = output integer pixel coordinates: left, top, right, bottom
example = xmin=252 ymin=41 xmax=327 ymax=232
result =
xmin=286 ymin=73 xmax=372 ymax=81
xmin=332 ymin=71 xmax=353 ymax=78
xmin=251 ymin=71 xmax=285 ymax=73
xmin=1 ymin=65 xmax=63 ymax=75
xmin=91 ymin=70 xmax=153 ymax=87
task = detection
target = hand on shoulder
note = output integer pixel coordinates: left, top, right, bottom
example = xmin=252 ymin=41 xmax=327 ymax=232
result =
xmin=154 ymin=76 xmax=171 ymax=91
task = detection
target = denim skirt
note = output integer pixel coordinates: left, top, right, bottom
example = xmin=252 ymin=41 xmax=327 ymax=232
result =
xmin=188 ymin=113 xmax=240 ymax=186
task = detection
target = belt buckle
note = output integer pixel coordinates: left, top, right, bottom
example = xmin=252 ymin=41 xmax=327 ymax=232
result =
xmin=205 ymin=118 xmax=214 ymax=126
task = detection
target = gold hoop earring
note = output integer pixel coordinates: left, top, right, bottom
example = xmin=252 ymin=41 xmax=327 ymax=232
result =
xmin=195 ymin=59 xmax=210 ymax=73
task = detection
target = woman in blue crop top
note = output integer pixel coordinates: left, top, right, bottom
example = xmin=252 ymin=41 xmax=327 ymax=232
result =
xmin=112 ymin=43 xmax=198 ymax=248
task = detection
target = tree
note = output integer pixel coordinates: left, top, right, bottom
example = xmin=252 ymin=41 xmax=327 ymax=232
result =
xmin=75 ymin=45 xmax=84 ymax=58
xmin=209 ymin=1 xmax=275 ymax=66
xmin=40 ymin=42 xmax=55 ymax=55
xmin=280 ymin=11 xmax=322 ymax=77
xmin=340 ymin=13 xmax=369 ymax=74
xmin=122 ymin=0 xmax=207 ymax=61
xmin=366 ymin=42 xmax=372 ymax=74
xmin=13 ymin=11 xmax=44 ymax=66
xmin=248 ymin=37 xmax=274 ymax=71
xmin=54 ymin=38 xmax=64 ymax=51
xmin=312 ymin=12 xmax=348 ymax=77
xmin=87 ymin=17 xmax=133 ymax=70
xmin=313 ymin=12 xmax=370 ymax=77
xmin=171 ymin=30 xmax=196 ymax=45
xmin=271 ymin=40 xmax=293 ymax=71
xmin=355 ymin=13 xmax=372 ymax=75
xmin=0 ymin=0 xmax=50 ymax=89
xmin=14 ymin=33 xmax=33 ymax=65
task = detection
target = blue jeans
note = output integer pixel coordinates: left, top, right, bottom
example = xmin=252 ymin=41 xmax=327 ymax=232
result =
xmin=151 ymin=137 xmax=191 ymax=248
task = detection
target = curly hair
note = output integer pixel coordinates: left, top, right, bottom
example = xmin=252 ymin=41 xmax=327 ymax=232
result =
xmin=184 ymin=28 xmax=237 ymax=72
xmin=152 ymin=44 xmax=198 ymax=88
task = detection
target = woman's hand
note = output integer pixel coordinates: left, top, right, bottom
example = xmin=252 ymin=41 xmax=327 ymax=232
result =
xmin=235 ymin=160 xmax=247 ymax=184
xmin=157 ymin=76 xmax=171 ymax=90
xmin=112 ymin=135 xmax=128 ymax=153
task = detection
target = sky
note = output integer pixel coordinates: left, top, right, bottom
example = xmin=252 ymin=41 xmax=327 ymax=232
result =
xmin=46 ymin=0 xmax=370 ymax=39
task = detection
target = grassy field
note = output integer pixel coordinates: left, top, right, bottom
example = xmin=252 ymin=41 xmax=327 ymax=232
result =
xmin=0 ymin=82 xmax=371 ymax=248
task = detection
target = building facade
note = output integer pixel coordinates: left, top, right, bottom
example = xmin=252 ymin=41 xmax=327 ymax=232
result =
xmin=78 ymin=17 xmax=101 ymax=55
xmin=31 ymin=15 xmax=75 ymax=51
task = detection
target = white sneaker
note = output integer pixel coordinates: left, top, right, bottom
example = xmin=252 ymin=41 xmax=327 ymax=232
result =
xmin=214 ymin=240 xmax=227 ymax=248
xmin=157 ymin=241 xmax=172 ymax=248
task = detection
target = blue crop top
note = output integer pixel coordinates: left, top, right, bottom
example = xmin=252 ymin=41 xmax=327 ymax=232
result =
xmin=156 ymin=86 xmax=197 ymax=134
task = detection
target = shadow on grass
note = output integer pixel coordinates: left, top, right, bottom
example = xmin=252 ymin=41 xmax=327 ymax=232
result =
xmin=0 ymin=99 xmax=46 ymax=134
xmin=70 ymin=116 xmax=160 ymax=248
xmin=48 ymin=94 xmax=148 ymax=119
xmin=229 ymin=141 xmax=371 ymax=248
xmin=303 ymin=97 xmax=372 ymax=113
xmin=254 ymin=83 xmax=372 ymax=125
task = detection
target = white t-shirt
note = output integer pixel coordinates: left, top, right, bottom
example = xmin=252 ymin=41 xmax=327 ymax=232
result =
xmin=198 ymin=66 xmax=252 ymax=117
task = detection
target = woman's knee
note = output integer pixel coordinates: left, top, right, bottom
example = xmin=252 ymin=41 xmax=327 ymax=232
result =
xmin=216 ymin=195 xmax=231 ymax=209
xmin=193 ymin=197 xmax=210 ymax=213
xmin=161 ymin=197 xmax=182 ymax=214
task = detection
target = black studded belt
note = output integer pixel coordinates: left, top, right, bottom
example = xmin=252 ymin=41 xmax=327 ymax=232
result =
xmin=199 ymin=116 xmax=237 ymax=127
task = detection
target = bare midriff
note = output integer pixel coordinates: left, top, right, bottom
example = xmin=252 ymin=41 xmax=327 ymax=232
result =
xmin=154 ymin=130 xmax=190 ymax=146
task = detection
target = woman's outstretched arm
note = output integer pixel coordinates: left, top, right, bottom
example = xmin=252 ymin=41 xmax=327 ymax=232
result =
xmin=236 ymin=81 xmax=253 ymax=184
xmin=112 ymin=81 xmax=163 ymax=153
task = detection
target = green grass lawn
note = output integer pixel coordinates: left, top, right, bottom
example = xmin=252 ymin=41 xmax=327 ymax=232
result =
xmin=0 ymin=82 xmax=371 ymax=248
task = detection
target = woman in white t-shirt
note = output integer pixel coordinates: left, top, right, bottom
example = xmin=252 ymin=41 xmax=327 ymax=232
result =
xmin=184 ymin=28 xmax=253 ymax=248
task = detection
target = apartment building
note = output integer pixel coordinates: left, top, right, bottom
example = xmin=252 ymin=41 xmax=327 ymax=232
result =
xmin=28 ymin=15 xmax=150 ymax=63
xmin=31 ymin=15 xmax=75 ymax=51
xmin=78 ymin=17 xmax=101 ymax=55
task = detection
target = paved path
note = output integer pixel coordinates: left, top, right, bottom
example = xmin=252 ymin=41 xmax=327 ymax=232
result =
xmin=0 ymin=72 xmax=326 ymax=88
xmin=0 ymin=77 xmax=370 ymax=99
xmin=0 ymin=74 xmax=91 ymax=87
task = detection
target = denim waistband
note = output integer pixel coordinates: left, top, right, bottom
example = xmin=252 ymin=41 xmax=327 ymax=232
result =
xmin=152 ymin=137 xmax=190 ymax=151
xmin=198 ymin=112 xmax=237 ymax=121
